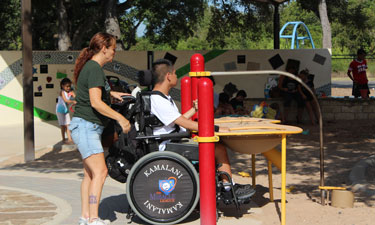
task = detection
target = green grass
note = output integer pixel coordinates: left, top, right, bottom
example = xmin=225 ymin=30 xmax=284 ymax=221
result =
xmin=331 ymin=58 xmax=375 ymax=78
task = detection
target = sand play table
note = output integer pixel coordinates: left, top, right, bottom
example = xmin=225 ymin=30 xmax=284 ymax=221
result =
xmin=215 ymin=116 xmax=303 ymax=225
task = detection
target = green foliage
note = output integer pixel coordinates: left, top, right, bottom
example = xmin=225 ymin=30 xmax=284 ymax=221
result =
xmin=207 ymin=1 xmax=273 ymax=49
xmin=132 ymin=4 xmax=211 ymax=51
xmin=31 ymin=0 xmax=58 ymax=50
xmin=142 ymin=0 xmax=205 ymax=48
xmin=1 ymin=0 xmax=375 ymax=64
xmin=297 ymin=0 xmax=375 ymax=55
xmin=331 ymin=0 xmax=375 ymax=54
xmin=278 ymin=1 xmax=321 ymax=49
xmin=130 ymin=38 xmax=172 ymax=51
xmin=0 ymin=0 xmax=21 ymax=50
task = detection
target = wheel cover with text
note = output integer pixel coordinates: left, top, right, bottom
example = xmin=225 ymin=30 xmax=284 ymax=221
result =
xmin=126 ymin=151 xmax=199 ymax=224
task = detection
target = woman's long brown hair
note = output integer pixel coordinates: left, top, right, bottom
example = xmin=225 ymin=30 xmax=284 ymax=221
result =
xmin=73 ymin=32 xmax=116 ymax=84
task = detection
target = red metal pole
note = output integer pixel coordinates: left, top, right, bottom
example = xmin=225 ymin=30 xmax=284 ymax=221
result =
xmin=190 ymin=53 xmax=205 ymax=121
xmin=198 ymin=78 xmax=216 ymax=225
xmin=181 ymin=77 xmax=192 ymax=114
xmin=191 ymin=77 xmax=199 ymax=120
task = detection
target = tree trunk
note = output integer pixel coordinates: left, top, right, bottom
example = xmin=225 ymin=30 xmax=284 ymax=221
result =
xmin=71 ymin=18 xmax=94 ymax=50
xmin=318 ymin=0 xmax=332 ymax=50
xmin=57 ymin=0 xmax=71 ymax=51
xmin=104 ymin=0 xmax=122 ymax=50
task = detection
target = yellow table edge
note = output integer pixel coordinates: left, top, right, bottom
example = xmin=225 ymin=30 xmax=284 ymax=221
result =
xmin=215 ymin=129 xmax=302 ymax=136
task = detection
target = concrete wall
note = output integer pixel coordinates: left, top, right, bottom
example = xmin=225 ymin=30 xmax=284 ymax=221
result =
xmin=244 ymin=97 xmax=375 ymax=123
xmin=0 ymin=49 xmax=331 ymax=125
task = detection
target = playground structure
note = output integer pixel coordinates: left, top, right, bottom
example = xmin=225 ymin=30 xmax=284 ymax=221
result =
xmin=113 ymin=53 xmax=315 ymax=225
xmin=280 ymin=21 xmax=315 ymax=49
xmin=179 ymin=53 xmax=323 ymax=225
xmin=0 ymin=50 xmax=331 ymax=224
xmin=120 ymin=60 xmax=256 ymax=225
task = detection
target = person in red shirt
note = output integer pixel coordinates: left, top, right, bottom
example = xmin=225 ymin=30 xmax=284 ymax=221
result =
xmin=347 ymin=49 xmax=369 ymax=98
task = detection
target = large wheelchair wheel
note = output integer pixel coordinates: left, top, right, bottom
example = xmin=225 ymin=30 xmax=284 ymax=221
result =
xmin=126 ymin=151 xmax=200 ymax=225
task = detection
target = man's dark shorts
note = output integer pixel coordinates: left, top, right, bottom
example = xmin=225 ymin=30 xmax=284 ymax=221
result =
xmin=352 ymin=82 xmax=369 ymax=97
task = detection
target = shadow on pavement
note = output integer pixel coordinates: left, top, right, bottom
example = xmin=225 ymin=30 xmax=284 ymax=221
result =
xmin=99 ymin=193 xmax=201 ymax=224
xmin=0 ymin=141 xmax=82 ymax=174
xmin=99 ymin=194 xmax=129 ymax=222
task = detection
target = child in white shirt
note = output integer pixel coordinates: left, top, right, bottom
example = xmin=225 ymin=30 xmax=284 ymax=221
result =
xmin=56 ymin=78 xmax=76 ymax=143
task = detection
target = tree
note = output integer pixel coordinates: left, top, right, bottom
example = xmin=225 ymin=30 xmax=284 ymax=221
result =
xmin=57 ymin=0 xmax=71 ymax=51
xmin=0 ymin=0 xmax=21 ymax=50
xmin=28 ymin=0 xmax=205 ymax=50
xmin=142 ymin=0 xmax=205 ymax=48
xmin=318 ymin=0 xmax=331 ymax=49
xmin=3 ymin=0 xmax=374 ymax=53
xmin=298 ymin=0 xmax=349 ymax=50
xmin=333 ymin=0 xmax=375 ymax=54
xmin=104 ymin=0 xmax=125 ymax=50
xmin=299 ymin=0 xmax=375 ymax=54
xmin=279 ymin=1 xmax=322 ymax=49
xmin=207 ymin=0 xmax=273 ymax=49
xmin=32 ymin=0 xmax=58 ymax=50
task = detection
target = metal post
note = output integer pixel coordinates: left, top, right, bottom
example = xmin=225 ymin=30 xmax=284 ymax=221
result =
xmin=198 ymin=78 xmax=216 ymax=225
xmin=273 ymin=3 xmax=280 ymax=49
xmin=22 ymin=0 xmax=35 ymax=162
xmin=147 ymin=51 xmax=153 ymax=70
xmin=251 ymin=154 xmax=256 ymax=188
xmin=281 ymin=134 xmax=287 ymax=225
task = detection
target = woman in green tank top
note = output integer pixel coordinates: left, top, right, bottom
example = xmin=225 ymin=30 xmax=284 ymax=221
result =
xmin=69 ymin=32 xmax=131 ymax=225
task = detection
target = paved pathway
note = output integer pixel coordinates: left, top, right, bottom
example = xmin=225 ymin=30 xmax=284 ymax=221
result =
xmin=0 ymin=121 xmax=261 ymax=225
xmin=0 ymin=172 xmax=261 ymax=225
xmin=0 ymin=175 xmax=130 ymax=225
xmin=331 ymin=80 xmax=375 ymax=89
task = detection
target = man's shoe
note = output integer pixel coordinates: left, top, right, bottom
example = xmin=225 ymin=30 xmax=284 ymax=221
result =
xmin=234 ymin=184 xmax=256 ymax=200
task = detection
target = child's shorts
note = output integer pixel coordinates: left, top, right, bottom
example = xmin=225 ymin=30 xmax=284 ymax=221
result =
xmin=56 ymin=112 xmax=71 ymax=126
xmin=69 ymin=117 xmax=104 ymax=159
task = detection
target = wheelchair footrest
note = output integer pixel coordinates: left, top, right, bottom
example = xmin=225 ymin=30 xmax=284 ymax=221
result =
xmin=216 ymin=171 xmax=255 ymax=208
xmin=218 ymin=186 xmax=255 ymax=205
xmin=216 ymin=186 xmax=255 ymax=208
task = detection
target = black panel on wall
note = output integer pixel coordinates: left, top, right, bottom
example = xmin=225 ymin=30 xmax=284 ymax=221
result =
xmin=164 ymin=52 xmax=177 ymax=65
xmin=285 ymin=59 xmax=300 ymax=73
xmin=268 ymin=54 xmax=284 ymax=69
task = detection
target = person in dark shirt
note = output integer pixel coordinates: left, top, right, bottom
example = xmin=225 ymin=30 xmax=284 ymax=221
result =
xmin=277 ymin=67 xmax=304 ymax=124
xmin=297 ymin=69 xmax=319 ymax=125
xmin=223 ymin=82 xmax=238 ymax=99
xmin=215 ymin=92 xmax=235 ymax=116
xmin=69 ymin=32 xmax=131 ymax=225
xmin=230 ymin=90 xmax=249 ymax=115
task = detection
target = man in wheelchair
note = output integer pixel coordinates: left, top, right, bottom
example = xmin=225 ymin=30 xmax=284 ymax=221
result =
xmin=149 ymin=59 xmax=255 ymax=200
xmin=105 ymin=59 xmax=255 ymax=224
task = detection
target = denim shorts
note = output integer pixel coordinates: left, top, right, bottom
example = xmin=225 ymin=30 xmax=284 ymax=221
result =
xmin=69 ymin=117 xmax=104 ymax=159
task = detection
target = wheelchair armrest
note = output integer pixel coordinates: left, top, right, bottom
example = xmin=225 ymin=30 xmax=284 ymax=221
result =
xmin=112 ymin=96 xmax=136 ymax=109
xmin=159 ymin=131 xmax=191 ymax=140
xmin=165 ymin=142 xmax=199 ymax=161
xmin=135 ymin=131 xmax=191 ymax=141
xmin=121 ymin=95 xmax=136 ymax=102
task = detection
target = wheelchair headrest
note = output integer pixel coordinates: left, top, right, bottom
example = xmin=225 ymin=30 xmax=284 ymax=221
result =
xmin=137 ymin=70 xmax=153 ymax=86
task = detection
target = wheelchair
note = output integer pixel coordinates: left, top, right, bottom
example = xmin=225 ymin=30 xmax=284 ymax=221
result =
xmin=104 ymin=71 xmax=254 ymax=224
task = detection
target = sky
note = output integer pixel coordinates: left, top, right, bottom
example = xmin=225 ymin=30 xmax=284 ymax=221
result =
xmin=119 ymin=0 xmax=145 ymax=37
